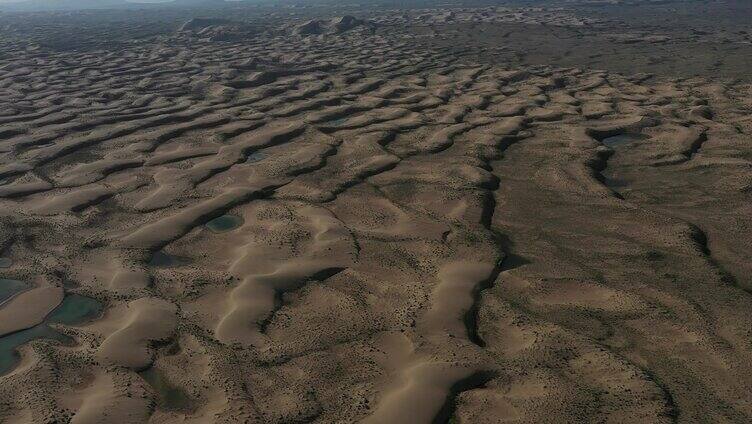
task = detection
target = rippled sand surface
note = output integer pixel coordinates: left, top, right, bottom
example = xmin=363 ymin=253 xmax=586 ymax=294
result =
xmin=1 ymin=2 xmax=752 ymax=423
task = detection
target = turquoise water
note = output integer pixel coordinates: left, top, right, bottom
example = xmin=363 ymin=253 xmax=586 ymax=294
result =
xmin=140 ymin=367 xmax=193 ymax=411
xmin=329 ymin=117 xmax=349 ymax=125
xmin=0 ymin=258 xmax=11 ymax=268
xmin=0 ymin=279 xmax=28 ymax=304
xmin=246 ymin=151 xmax=267 ymax=163
xmin=602 ymin=133 xmax=648 ymax=147
xmin=206 ymin=215 xmax=244 ymax=233
xmin=149 ymin=251 xmax=192 ymax=268
xmin=0 ymin=325 xmax=70 ymax=375
xmin=0 ymin=294 xmax=102 ymax=375
xmin=48 ymin=294 xmax=103 ymax=325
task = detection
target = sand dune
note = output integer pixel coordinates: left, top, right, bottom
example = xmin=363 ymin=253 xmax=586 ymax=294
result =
xmin=0 ymin=284 xmax=63 ymax=336
xmin=96 ymin=297 xmax=177 ymax=370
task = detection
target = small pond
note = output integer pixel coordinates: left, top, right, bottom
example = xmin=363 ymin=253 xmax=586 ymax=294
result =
xmin=246 ymin=151 xmax=267 ymax=163
xmin=205 ymin=215 xmax=244 ymax=233
xmin=602 ymin=133 xmax=648 ymax=147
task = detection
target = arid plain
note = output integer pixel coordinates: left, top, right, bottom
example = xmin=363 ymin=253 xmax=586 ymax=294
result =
xmin=1 ymin=0 xmax=752 ymax=423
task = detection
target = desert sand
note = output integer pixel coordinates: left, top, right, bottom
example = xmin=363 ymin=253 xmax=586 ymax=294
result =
xmin=0 ymin=0 xmax=751 ymax=422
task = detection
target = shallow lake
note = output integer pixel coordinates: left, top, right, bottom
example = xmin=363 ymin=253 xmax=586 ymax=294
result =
xmin=0 ymin=294 xmax=102 ymax=375
xmin=206 ymin=214 xmax=244 ymax=233
xmin=48 ymin=294 xmax=103 ymax=325
xmin=0 ymin=279 xmax=28 ymax=304
xmin=602 ymin=133 xmax=648 ymax=147
xmin=246 ymin=151 xmax=267 ymax=163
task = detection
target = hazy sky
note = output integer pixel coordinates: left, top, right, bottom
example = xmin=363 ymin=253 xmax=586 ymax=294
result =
xmin=0 ymin=0 xmax=177 ymax=3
